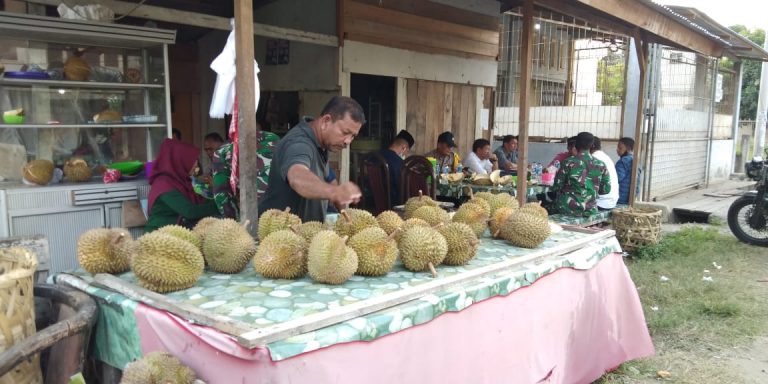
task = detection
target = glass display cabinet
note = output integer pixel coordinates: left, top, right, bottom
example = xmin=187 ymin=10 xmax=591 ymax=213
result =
xmin=0 ymin=11 xmax=176 ymax=273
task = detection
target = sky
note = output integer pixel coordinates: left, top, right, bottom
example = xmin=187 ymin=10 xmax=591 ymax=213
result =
xmin=656 ymin=0 xmax=764 ymax=30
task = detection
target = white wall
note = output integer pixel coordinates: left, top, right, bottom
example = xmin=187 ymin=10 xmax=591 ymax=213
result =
xmin=709 ymin=139 xmax=734 ymax=182
xmin=494 ymin=106 xmax=622 ymax=139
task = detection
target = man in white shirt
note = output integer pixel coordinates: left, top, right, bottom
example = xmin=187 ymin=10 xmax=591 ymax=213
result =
xmin=590 ymin=137 xmax=619 ymax=209
xmin=465 ymin=138 xmax=498 ymax=175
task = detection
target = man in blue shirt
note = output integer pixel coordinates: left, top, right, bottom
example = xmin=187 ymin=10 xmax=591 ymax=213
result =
xmin=616 ymin=137 xmax=640 ymax=204
xmin=379 ymin=130 xmax=414 ymax=205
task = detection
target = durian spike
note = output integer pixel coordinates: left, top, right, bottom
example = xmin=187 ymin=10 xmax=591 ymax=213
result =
xmin=432 ymin=223 xmax=445 ymax=229
xmin=340 ymin=210 xmax=351 ymax=223
xmin=243 ymin=219 xmax=251 ymax=229
xmin=109 ymin=232 xmax=126 ymax=247
xmin=341 ymin=235 xmax=349 ymax=243
xmin=418 ymin=189 xmax=424 ymax=198
xmin=290 ymin=224 xmax=301 ymax=234
xmin=284 ymin=207 xmax=292 ymax=213
xmin=493 ymin=229 xmax=501 ymax=238
xmin=387 ymin=228 xmax=401 ymax=241
xmin=427 ymin=262 xmax=438 ymax=278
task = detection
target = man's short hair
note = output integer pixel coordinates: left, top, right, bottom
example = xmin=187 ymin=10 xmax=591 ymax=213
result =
xmin=502 ymin=135 xmax=518 ymax=144
xmin=472 ymin=138 xmax=491 ymax=153
xmin=172 ymin=128 xmax=182 ymax=140
xmin=320 ymin=96 xmax=366 ymax=125
xmin=566 ymin=136 xmax=577 ymax=148
xmin=204 ymin=132 xmax=225 ymax=143
xmin=619 ymin=137 xmax=635 ymax=151
xmin=591 ymin=136 xmax=602 ymax=151
xmin=574 ymin=132 xmax=594 ymax=151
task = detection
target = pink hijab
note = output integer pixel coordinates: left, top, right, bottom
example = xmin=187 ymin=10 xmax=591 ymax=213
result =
xmin=147 ymin=139 xmax=201 ymax=214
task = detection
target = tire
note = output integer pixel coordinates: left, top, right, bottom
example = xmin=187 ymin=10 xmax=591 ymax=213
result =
xmin=727 ymin=195 xmax=768 ymax=247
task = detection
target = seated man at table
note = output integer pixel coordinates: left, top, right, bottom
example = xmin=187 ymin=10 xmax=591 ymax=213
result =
xmin=379 ymin=130 xmax=415 ymax=205
xmin=548 ymin=136 xmax=578 ymax=168
xmin=424 ymin=131 xmax=461 ymax=173
xmin=494 ymin=135 xmax=518 ymax=171
xmin=464 ymin=138 xmax=499 ymax=175
xmin=550 ymin=132 xmax=611 ymax=217
xmin=590 ymin=137 xmax=619 ymax=210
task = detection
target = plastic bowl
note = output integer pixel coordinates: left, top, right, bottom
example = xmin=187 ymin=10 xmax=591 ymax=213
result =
xmin=2 ymin=115 xmax=25 ymax=124
xmin=108 ymin=160 xmax=144 ymax=175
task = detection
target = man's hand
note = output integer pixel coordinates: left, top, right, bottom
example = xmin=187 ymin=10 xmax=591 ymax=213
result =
xmin=330 ymin=182 xmax=362 ymax=210
xmin=506 ymin=162 xmax=517 ymax=171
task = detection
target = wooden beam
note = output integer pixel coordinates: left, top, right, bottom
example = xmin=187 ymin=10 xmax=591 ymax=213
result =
xmin=516 ymin=0 xmax=534 ymax=206
xmin=353 ymin=0 xmax=499 ymax=31
xmin=575 ymin=0 xmax=723 ymax=58
xmin=234 ymin=0 xmax=259 ymax=236
xmin=23 ymin=0 xmax=338 ymax=47
xmin=629 ymin=29 xmax=647 ymax=205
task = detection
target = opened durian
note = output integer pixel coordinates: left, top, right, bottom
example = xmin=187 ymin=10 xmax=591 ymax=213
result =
xmin=498 ymin=210 xmax=551 ymax=248
xmin=489 ymin=206 xmax=516 ymax=238
xmin=376 ymin=210 xmax=403 ymax=236
xmin=398 ymin=226 xmax=447 ymax=276
xmin=411 ymin=205 xmax=450 ymax=226
xmin=349 ymin=227 xmax=398 ymax=276
xmin=157 ymin=224 xmax=201 ymax=250
xmin=77 ymin=228 xmax=133 ymax=274
xmin=133 ymin=232 xmax=204 ymax=293
xmin=452 ymin=202 xmax=489 ymax=237
xmin=202 ymin=218 xmax=256 ymax=274
xmin=258 ymin=207 xmax=301 ymax=240
xmin=307 ymin=230 xmax=358 ymax=285
xmin=334 ymin=208 xmax=378 ymax=237
xmin=254 ymin=229 xmax=307 ymax=279
xmin=438 ymin=222 xmax=479 ymax=266
xmin=120 ymin=351 xmax=196 ymax=384
xmin=404 ymin=190 xmax=438 ymax=219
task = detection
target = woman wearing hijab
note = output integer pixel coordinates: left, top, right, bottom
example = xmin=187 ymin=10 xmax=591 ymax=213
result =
xmin=145 ymin=139 xmax=219 ymax=232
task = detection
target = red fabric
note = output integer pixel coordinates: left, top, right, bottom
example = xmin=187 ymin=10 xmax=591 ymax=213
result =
xmin=148 ymin=138 xmax=201 ymax=214
xmin=229 ymin=97 xmax=239 ymax=194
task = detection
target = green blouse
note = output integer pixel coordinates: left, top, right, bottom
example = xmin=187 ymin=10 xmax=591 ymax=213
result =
xmin=145 ymin=190 xmax=219 ymax=232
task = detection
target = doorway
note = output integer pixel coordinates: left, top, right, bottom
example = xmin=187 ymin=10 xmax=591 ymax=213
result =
xmin=349 ymin=73 xmax=396 ymax=188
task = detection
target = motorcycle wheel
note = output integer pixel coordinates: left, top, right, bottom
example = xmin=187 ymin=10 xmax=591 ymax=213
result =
xmin=727 ymin=195 xmax=768 ymax=247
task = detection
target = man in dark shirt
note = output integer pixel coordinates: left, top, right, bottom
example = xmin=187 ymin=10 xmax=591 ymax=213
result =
xmin=379 ymin=130 xmax=414 ymax=205
xmin=259 ymin=96 xmax=365 ymax=222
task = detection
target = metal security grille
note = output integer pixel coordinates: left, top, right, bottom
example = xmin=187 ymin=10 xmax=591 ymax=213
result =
xmin=643 ymin=45 xmax=717 ymax=200
xmin=495 ymin=11 xmax=628 ymax=140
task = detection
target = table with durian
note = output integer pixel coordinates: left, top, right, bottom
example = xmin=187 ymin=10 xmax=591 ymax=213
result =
xmin=57 ymin=198 xmax=652 ymax=383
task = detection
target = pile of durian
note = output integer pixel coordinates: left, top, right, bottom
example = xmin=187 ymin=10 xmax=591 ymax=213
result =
xmin=120 ymin=351 xmax=197 ymax=384
xmin=76 ymin=192 xmax=553 ymax=293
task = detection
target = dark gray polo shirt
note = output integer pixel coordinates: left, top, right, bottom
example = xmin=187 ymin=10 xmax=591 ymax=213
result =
xmin=259 ymin=118 xmax=330 ymax=222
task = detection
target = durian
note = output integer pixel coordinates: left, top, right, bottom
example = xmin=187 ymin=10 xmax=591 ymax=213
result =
xmin=192 ymin=217 xmax=221 ymax=243
xmin=254 ymin=229 xmax=307 ymax=279
xmin=404 ymin=190 xmax=438 ymax=219
xmin=22 ymin=159 xmax=54 ymax=185
xmin=438 ymin=222 xmax=479 ymax=266
xmin=120 ymin=351 xmax=196 ymax=384
xmin=258 ymin=207 xmax=301 ymax=240
xmin=396 ymin=217 xmax=430 ymax=242
xmin=398 ymin=226 xmax=447 ymax=277
xmin=77 ymin=228 xmax=132 ymax=274
xmin=202 ymin=219 xmax=256 ymax=274
xmin=307 ymin=230 xmax=358 ymax=285
xmin=291 ymin=221 xmax=325 ymax=243
xmin=132 ymin=232 xmax=204 ymax=293
xmin=452 ymin=202 xmax=489 ymax=238
xmin=334 ymin=208 xmax=378 ymax=237
xmin=466 ymin=195 xmax=491 ymax=216
xmin=519 ymin=202 xmax=549 ymax=219
xmin=498 ymin=210 xmax=551 ymax=248
xmin=63 ymin=158 xmax=92 ymax=182
xmin=489 ymin=206 xmax=516 ymax=238
xmin=157 ymin=224 xmax=201 ymax=250
xmin=376 ymin=210 xmax=404 ymax=236
xmin=411 ymin=205 xmax=450 ymax=226
xmin=486 ymin=193 xmax=519 ymax=215
xmin=349 ymin=227 xmax=398 ymax=276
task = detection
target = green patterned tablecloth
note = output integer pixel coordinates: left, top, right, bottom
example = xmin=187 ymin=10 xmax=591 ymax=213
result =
xmin=437 ymin=181 xmax=548 ymax=201
xmin=59 ymin=230 xmax=621 ymax=363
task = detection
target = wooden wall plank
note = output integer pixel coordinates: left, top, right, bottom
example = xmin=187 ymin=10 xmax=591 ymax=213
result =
xmin=443 ymin=84 xmax=454 ymax=140
xmin=353 ymin=0 xmax=499 ymax=31
xmin=340 ymin=33 xmax=495 ymax=61
xmin=344 ymin=18 xmax=498 ymax=58
xmin=415 ymin=80 xmax=428 ymax=155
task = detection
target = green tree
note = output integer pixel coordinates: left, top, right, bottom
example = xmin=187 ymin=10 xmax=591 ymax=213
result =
xmin=597 ymin=51 xmax=625 ymax=106
xmin=730 ymin=25 xmax=765 ymax=121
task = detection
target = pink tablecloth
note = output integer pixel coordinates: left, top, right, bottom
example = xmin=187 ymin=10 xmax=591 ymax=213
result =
xmin=136 ymin=253 xmax=654 ymax=384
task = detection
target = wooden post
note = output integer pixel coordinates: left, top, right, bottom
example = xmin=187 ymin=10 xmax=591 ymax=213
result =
xmin=516 ymin=0 xmax=534 ymax=206
xmin=629 ymin=30 xmax=648 ymax=205
xmin=234 ymin=0 xmax=258 ymax=236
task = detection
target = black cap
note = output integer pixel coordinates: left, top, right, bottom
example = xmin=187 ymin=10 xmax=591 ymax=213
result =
xmin=396 ymin=130 xmax=415 ymax=149
xmin=437 ymin=131 xmax=456 ymax=147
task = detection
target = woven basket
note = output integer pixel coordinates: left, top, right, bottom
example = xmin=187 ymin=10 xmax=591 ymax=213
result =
xmin=0 ymin=247 xmax=42 ymax=384
xmin=612 ymin=207 xmax=662 ymax=252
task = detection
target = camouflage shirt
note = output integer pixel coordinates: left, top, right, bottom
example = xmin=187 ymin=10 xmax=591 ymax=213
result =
xmin=551 ymin=151 xmax=611 ymax=217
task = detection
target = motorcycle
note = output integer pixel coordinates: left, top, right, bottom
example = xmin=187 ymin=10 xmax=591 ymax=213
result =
xmin=727 ymin=149 xmax=768 ymax=247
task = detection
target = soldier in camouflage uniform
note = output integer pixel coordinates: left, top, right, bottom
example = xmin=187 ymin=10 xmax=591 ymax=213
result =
xmin=551 ymin=132 xmax=611 ymax=217
xmin=211 ymin=130 xmax=280 ymax=219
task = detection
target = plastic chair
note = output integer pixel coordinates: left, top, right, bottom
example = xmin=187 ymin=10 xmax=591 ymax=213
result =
xmin=400 ymin=155 xmax=437 ymax=202
xmin=362 ymin=152 xmax=392 ymax=215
